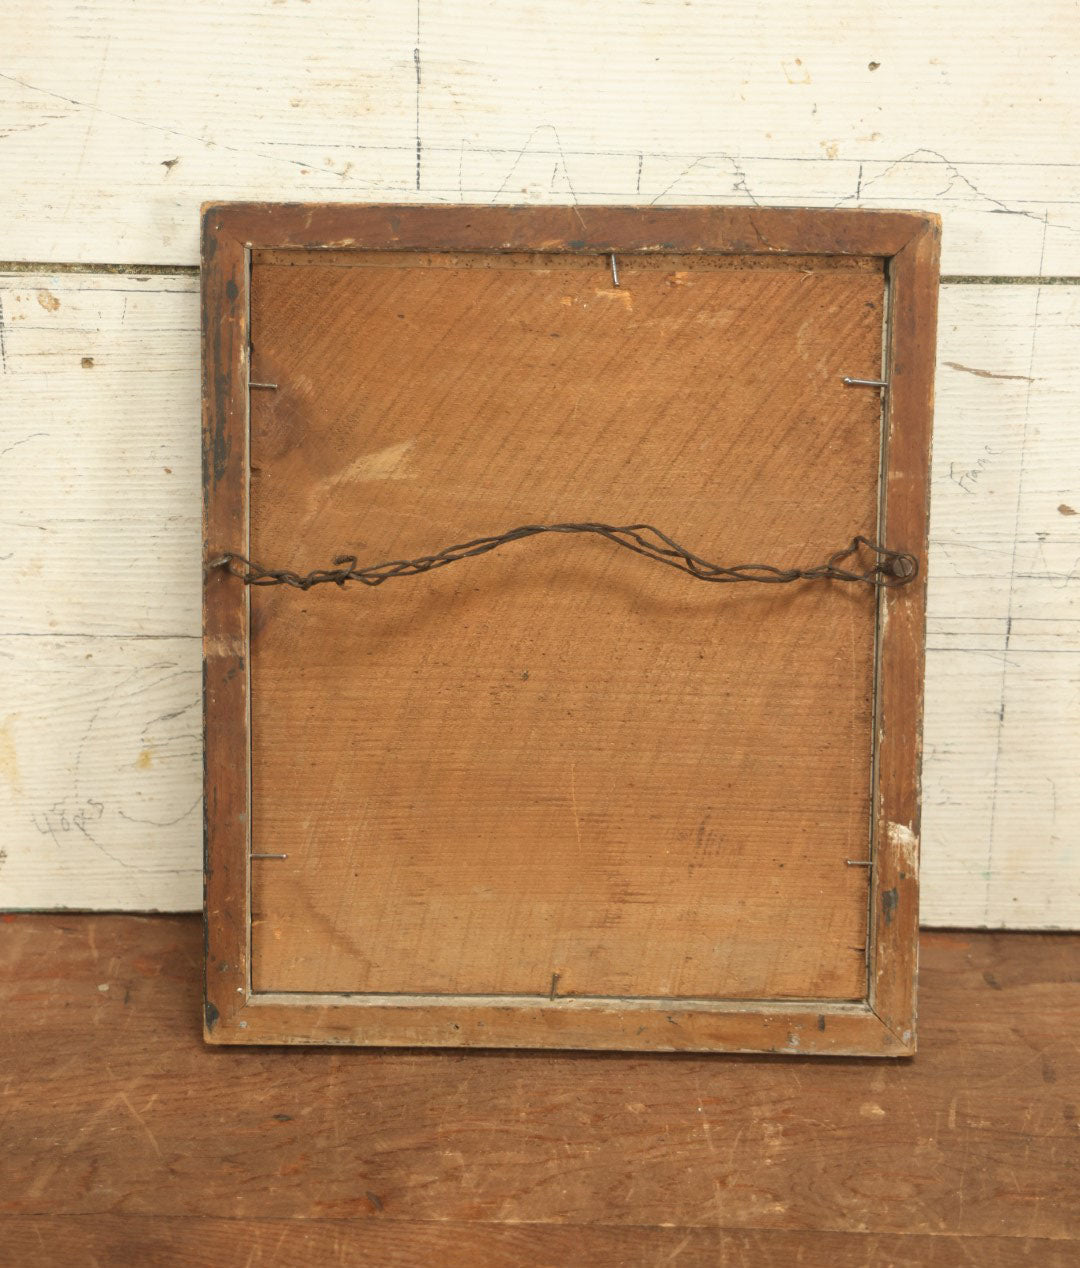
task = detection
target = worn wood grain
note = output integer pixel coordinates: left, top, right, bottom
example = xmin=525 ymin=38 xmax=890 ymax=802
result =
xmin=2 ymin=1218 xmax=1076 ymax=1268
xmin=196 ymin=204 xmax=932 ymax=1049
xmin=245 ymin=248 xmax=883 ymax=1006
xmin=0 ymin=1 xmax=1077 ymax=273
xmin=867 ymin=216 xmax=939 ymax=1043
xmin=1 ymin=917 xmax=1077 ymax=1256
xmin=2 ymin=273 xmax=1077 ymax=925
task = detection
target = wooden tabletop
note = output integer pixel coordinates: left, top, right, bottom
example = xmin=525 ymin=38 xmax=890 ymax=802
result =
xmin=1 ymin=915 xmax=1077 ymax=1265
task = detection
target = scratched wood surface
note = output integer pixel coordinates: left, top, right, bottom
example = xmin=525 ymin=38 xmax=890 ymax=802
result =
xmin=1 ymin=916 xmax=1078 ymax=1264
xmin=1 ymin=0 xmax=1078 ymax=926
xmin=2 ymin=273 xmax=1077 ymax=926
xmin=245 ymin=250 xmax=882 ymax=1002
xmin=4 ymin=1221 xmax=1074 ymax=1268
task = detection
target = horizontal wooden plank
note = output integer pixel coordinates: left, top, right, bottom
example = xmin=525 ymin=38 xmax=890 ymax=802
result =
xmin=2 ymin=917 xmax=1078 ymax=1244
xmin=1 ymin=272 xmax=1077 ymax=924
xmin=0 ymin=1 xmax=1077 ymax=272
xmin=922 ymin=284 xmax=1080 ymax=928
xmin=0 ymin=637 xmax=201 ymax=910
xmin=0 ymin=273 xmax=200 ymax=636
xmin=210 ymin=995 xmax=908 ymax=1057
xmin=1 ymin=1216 xmax=1074 ymax=1268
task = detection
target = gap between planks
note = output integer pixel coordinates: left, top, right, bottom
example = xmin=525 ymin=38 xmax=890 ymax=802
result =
xmin=1 ymin=260 xmax=1080 ymax=285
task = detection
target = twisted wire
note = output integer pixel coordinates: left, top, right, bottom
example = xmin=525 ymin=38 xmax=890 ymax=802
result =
xmin=209 ymin=524 xmax=918 ymax=592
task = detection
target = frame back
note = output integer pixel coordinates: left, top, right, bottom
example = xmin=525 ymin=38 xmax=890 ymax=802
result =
xmin=202 ymin=205 xmax=939 ymax=1053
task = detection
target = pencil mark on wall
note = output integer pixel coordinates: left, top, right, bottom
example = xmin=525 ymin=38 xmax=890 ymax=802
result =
xmin=985 ymin=209 xmax=1050 ymax=921
xmin=649 ymin=155 xmax=707 ymax=205
xmin=649 ymin=154 xmax=758 ymax=206
xmin=27 ymin=660 xmax=201 ymax=878
xmin=47 ymin=33 xmax=111 ymax=249
xmin=6 ymin=74 xmax=1080 ymax=237
xmin=844 ymin=147 xmax=1079 ymax=238
xmin=730 ymin=156 xmax=759 ymax=205
xmin=414 ymin=0 xmax=422 ymax=190
xmin=491 ymin=124 xmax=587 ymax=229
xmin=1046 ymin=777 xmax=1061 ymax=850
xmin=457 ymin=137 xmax=467 ymax=200
xmin=1019 ymin=555 xmax=1080 ymax=591
xmin=0 ymin=432 xmax=48 ymax=463
xmin=117 ymin=795 xmax=200 ymax=829
xmin=0 ymin=71 xmax=343 ymax=184
xmin=948 ymin=446 xmax=1001 ymax=496
xmin=32 ymin=797 xmax=139 ymax=870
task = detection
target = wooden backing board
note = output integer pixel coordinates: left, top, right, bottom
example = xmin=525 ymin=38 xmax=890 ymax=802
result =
xmin=202 ymin=205 xmax=939 ymax=1053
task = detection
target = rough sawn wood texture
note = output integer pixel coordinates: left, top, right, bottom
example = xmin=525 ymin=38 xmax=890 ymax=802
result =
xmin=248 ymin=251 xmax=882 ymax=1003
xmin=2 ymin=916 xmax=1079 ymax=1266
xmin=202 ymin=204 xmax=939 ymax=1052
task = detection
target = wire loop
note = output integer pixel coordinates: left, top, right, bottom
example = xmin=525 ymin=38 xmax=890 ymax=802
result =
xmin=208 ymin=525 xmax=918 ymax=593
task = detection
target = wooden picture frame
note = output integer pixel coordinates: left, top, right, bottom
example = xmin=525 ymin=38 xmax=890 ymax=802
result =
xmin=202 ymin=204 xmax=939 ymax=1054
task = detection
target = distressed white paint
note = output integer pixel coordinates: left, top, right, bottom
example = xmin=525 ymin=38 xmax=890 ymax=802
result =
xmin=2 ymin=273 xmax=1077 ymax=921
xmin=922 ymin=285 xmax=1080 ymax=927
xmin=886 ymin=822 xmax=918 ymax=877
xmin=1 ymin=1 xmax=1079 ymax=273
xmin=1 ymin=0 xmax=1078 ymax=920
xmin=0 ymin=274 xmax=202 ymax=909
xmin=0 ymin=275 xmax=200 ymax=636
xmin=0 ymin=635 xmax=202 ymax=910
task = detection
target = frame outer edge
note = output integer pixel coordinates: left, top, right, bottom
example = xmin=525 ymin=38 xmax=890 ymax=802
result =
xmin=870 ymin=215 xmax=942 ymax=1050
xmin=202 ymin=208 xmax=251 ymax=1042
xmin=201 ymin=204 xmax=937 ymax=1053
xmin=195 ymin=202 xmax=927 ymax=257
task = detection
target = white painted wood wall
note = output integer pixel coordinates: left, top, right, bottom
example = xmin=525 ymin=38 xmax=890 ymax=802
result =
xmin=1 ymin=1 xmax=1077 ymax=926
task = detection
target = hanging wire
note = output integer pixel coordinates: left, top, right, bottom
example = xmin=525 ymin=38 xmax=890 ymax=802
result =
xmin=208 ymin=524 xmax=917 ymax=592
